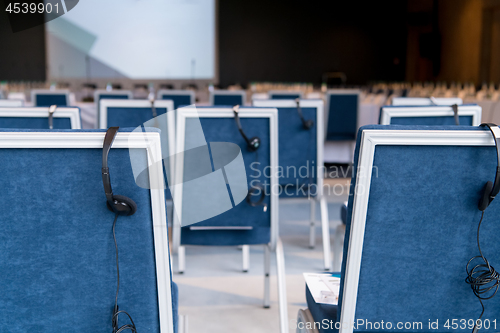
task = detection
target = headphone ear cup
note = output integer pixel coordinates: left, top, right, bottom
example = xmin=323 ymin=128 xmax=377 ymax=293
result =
xmin=107 ymin=194 xmax=137 ymax=216
xmin=304 ymin=120 xmax=314 ymax=130
xmin=249 ymin=137 xmax=261 ymax=151
xmin=478 ymin=181 xmax=493 ymax=211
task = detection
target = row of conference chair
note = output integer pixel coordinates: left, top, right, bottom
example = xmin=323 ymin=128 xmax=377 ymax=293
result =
xmin=0 ymin=92 xmax=487 ymax=332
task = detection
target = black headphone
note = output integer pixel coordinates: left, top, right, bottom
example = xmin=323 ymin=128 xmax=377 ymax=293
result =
xmin=232 ymin=106 xmax=267 ymax=211
xmin=233 ymin=105 xmax=260 ymax=151
xmin=102 ymin=127 xmax=137 ymax=216
xmin=295 ymin=98 xmax=314 ymax=130
xmin=465 ymin=123 xmax=500 ymax=333
xmin=478 ymin=123 xmax=500 ymax=211
xmin=451 ymin=104 xmax=460 ymax=126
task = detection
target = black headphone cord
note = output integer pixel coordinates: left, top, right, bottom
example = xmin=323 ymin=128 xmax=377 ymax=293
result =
xmin=465 ymin=210 xmax=499 ymax=333
xmin=112 ymin=213 xmax=137 ymax=333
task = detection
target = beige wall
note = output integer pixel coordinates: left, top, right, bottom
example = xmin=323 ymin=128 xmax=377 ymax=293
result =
xmin=437 ymin=0 xmax=483 ymax=83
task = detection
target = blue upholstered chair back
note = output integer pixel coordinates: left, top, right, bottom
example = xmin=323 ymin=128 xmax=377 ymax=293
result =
xmin=270 ymin=93 xmax=302 ymax=100
xmin=379 ymin=105 xmax=481 ymax=126
xmin=178 ymin=107 xmax=274 ymax=246
xmin=32 ymin=91 xmax=69 ymax=107
xmin=0 ymin=129 xmax=174 ymax=332
xmin=99 ymin=100 xmax=175 ymax=200
xmin=339 ymin=125 xmax=500 ymax=332
xmin=0 ymin=107 xmax=80 ymax=129
xmin=252 ymin=100 xmax=323 ymax=198
xmin=158 ymin=90 xmax=194 ymax=110
xmin=210 ymin=91 xmax=246 ymax=106
xmin=95 ymin=92 xmax=131 ymax=104
xmin=326 ymin=91 xmax=359 ymax=141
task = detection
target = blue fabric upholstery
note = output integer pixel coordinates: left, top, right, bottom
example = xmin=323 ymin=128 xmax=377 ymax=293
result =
xmin=274 ymin=107 xmax=318 ymax=198
xmin=35 ymin=94 xmax=68 ymax=107
xmin=326 ymin=94 xmax=358 ymax=141
xmin=0 ymin=129 xmax=176 ymax=332
xmin=0 ymin=117 xmax=72 ymax=129
xmin=106 ymin=107 xmax=168 ymax=128
xmin=270 ymin=94 xmax=301 ymax=100
xmin=97 ymin=94 xmax=130 ymax=103
xmin=390 ymin=115 xmax=473 ymax=125
xmin=336 ymin=125 xmax=500 ymax=332
xmin=105 ymin=107 xmax=172 ymax=199
xmin=160 ymin=94 xmax=192 ymax=110
xmin=213 ymin=94 xmax=244 ymax=106
xmin=180 ymin=114 xmax=272 ymax=246
xmin=306 ymin=285 xmax=338 ymax=333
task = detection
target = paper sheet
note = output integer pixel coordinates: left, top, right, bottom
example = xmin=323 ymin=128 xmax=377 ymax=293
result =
xmin=303 ymin=273 xmax=341 ymax=305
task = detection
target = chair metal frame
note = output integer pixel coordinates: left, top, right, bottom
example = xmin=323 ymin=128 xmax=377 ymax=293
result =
xmin=0 ymin=130 xmax=174 ymax=332
xmin=157 ymin=89 xmax=195 ymax=107
xmin=253 ymin=99 xmax=332 ymax=270
xmin=0 ymin=106 xmax=81 ymax=129
xmin=339 ymin=128 xmax=496 ymax=333
xmin=379 ymin=105 xmax=482 ymax=125
xmin=209 ymin=89 xmax=247 ymax=106
xmin=172 ymin=107 xmax=289 ymax=333
xmin=31 ymin=89 xmax=70 ymax=107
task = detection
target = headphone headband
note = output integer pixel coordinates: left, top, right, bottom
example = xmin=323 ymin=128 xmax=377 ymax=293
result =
xmin=481 ymin=123 xmax=500 ymax=199
xmin=295 ymin=99 xmax=314 ymax=130
xmin=102 ymin=127 xmax=119 ymax=207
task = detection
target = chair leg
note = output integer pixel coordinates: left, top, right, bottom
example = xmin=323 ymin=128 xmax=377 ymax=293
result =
xmin=179 ymin=314 xmax=188 ymax=333
xmin=332 ymin=224 xmax=346 ymax=272
xmin=264 ymin=245 xmax=270 ymax=308
xmin=320 ymin=197 xmax=332 ymax=271
xmin=242 ymin=245 xmax=250 ymax=272
xmin=178 ymin=246 xmax=185 ymax=274
xmin=275 ymin=238 xmax=289 ymax=333
xmin=309 ymin=199 xmax=316 ymax=249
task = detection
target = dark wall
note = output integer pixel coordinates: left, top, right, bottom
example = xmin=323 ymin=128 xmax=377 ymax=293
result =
xmin=0 ymin=8 xmax=46 ymax=81
xmin=218 ymin=0 xmax=408 ymax=87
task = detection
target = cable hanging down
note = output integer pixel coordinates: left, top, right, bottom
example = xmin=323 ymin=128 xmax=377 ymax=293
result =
xmin=112 ymin=213 xmax=137 ymax=333
xmin=465 ymin=211 xmax=500 ymax=332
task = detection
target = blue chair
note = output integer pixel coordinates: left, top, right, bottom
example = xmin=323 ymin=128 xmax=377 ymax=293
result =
xmin=31 ymin=89 xmax=70 ymax=107
xmin=268 ymin=90 xmax=303 ymax=100
xmin=301 ymin=125 xmax=500 ymax=333
xmin=0 ymin=106 xmax=81 ymax=129
xmin=0 ymin=129 xmax=177 ymax=333
xmin=209 ymin=90 xmax=246 ymax=106
xmin=379 ymin=104 xmax=482 ymax=125
xmin=392 ymin=97 xmax=463 ymax=106
xmin=94 ymin=90 xmax=132 ymax=128
xmin=325 ymin=90 xmax=360 ymax=141
xmin=172 ymin=106 xmax=289 ymax=333
xmin=99 ymin=99 xmax=175 ymax=201
xmin=157 ymin=90 xmax=195 ymax=110
xmin=253 ymin=99 xmax=332 ymax=270
xmin=0 ymin=99 xmax=23 ymax=107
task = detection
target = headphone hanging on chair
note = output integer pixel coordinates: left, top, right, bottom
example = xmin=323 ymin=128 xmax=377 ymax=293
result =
xmin=232 ymin=106 xmax=267 ymax=211
xmin=464 ymin=123 xmax=500 ymax=333
xmin=102 ymin=127 xmax=137 ymax=216
xmin=233 ymin=105 xmax=260 ymax=151
xmin=295 ymin=99 xmax=314 ymax=130
xmin=478 ymin=123 xmax=500 ymax=211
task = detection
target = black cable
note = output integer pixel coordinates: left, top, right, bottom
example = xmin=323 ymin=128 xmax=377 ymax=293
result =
xmin=112 ymin=213 xmax=137 ymax=333
xmin=465 ymin=211 xmax=499 ymax=332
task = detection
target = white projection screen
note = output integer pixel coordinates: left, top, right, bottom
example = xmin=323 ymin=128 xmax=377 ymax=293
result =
xmin=45 ymin=0 xmax=215 ymax=80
